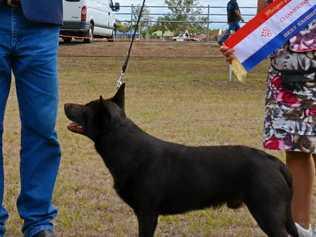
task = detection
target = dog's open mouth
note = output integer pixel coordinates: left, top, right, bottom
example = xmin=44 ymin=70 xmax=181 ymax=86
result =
xmin=67 ymin=122 xmax=85 ymax=134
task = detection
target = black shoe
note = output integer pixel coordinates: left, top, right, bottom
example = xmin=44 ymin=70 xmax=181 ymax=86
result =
xmin=33 ymin=230 xmax=56 ymax=237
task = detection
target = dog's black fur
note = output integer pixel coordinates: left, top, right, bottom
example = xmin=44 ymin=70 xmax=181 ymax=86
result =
xmin=64 ymin=84 xmax=298 ymax=237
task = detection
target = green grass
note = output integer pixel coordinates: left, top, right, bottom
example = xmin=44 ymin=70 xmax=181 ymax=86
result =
xmin=2 ymin=46 xmax=315 ymax=236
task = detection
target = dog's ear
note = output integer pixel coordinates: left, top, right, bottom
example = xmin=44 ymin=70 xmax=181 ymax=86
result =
xmin=99 ymin=96 xmax=110 ymax=122
xmin=112 ymin=83 xmax=125 ymax=111
xmin=99 ymin=96 xmax=106 ymax=114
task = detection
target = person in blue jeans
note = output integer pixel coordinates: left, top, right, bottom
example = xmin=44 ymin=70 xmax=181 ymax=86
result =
xmin=0 ymin=0 xmax=62 ymax=237
xmin=218 ymin=0 xmax=244 ymax=45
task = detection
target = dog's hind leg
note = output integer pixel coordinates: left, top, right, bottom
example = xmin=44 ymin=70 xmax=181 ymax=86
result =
xmin=247 ymin=207 xmax=289 ymax=236
xmin=136 ymin=212 xmax=158 ymax=237
xmin=245 ymin=199 xmax=290 ymax=237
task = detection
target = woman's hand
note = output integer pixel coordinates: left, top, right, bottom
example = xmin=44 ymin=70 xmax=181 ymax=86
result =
xmin=220 ymin=45 xmax=235 ymax=64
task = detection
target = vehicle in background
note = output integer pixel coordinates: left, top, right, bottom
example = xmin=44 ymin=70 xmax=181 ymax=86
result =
xmin=61 ymin=0 xmax=120 ymax=43
xmin=172 ymin=31 xmax=201 ymax=42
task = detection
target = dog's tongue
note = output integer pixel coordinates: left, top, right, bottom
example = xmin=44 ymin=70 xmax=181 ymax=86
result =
xmin=67 ymin=122 xmax=84 ymax=134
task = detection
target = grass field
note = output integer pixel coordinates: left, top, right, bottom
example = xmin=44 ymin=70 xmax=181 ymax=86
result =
xmin=2 ymin=41 xmax=316 ymax=236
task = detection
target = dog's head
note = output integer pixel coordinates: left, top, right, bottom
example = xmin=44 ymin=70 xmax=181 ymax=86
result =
xmin=64 ymin=84 xmax=126 ymax=141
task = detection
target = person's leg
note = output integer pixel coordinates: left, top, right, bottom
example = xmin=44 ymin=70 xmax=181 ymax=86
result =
xmin=11 ymin=8 xmax=61 ymax=237
xmin=230 ymin=22 xmax=240 ymax=32
xmin=286 ymin=151 xmax=314 ymax=228
xmin=0 ymin=6 xmax=14 ymax=237
xmin=234 ymin=22 xmax=241 ymax=31
xmin=218 ymin=22 xmax=237 ymax=45
xmin=218 ymin=24 xmax=232 ymax=45
xmin=228 ymin=22 xmax=235 ymax=32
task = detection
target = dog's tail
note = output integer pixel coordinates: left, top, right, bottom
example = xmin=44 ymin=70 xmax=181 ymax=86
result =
xmin=278 ymin=162 xmax=299 ymax=237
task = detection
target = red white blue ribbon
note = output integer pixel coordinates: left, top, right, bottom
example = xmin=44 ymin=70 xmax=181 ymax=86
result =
xmin=225 ymin=0 xmax=316 ymax=72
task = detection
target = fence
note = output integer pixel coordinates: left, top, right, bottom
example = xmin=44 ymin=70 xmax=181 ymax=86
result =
xmin=115 ymin=5 xmax=257 ymax=40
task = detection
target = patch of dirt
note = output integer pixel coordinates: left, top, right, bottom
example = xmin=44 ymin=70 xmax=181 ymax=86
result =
xmin=59 ymin=40 xmax=222 ymax=58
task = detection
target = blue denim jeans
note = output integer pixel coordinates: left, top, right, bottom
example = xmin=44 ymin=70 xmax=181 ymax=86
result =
xmin=228 ymin=21 xmax=241 ymax=32
xmin=0 ymin=6 xmax=61 ymax=237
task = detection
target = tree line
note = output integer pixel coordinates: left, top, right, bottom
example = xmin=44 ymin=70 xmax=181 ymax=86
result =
xmin=115 ymin=0 xmax=208 ymax=37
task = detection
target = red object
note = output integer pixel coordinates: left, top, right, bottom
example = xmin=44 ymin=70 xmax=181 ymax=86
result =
xmin=264 ymin=136 xmax=284 ymax=150
xmin=81 ymin=6 xmax=87 ymax=22
xmin=277 ymin=90 xmax=301 ymax=106
xmin=305 ymin=108 xmax=316 ymax=116
xmin=271 ymin=75 xmax=282 ymax=89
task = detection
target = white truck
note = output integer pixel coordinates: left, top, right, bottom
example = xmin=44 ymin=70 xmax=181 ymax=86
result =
xmin=61 ymin=0 xmax=120 ymax=43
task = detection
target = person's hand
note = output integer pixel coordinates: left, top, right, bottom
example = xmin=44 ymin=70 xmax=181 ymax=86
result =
xmin=220 ymin=45 xmax=235 ymax=64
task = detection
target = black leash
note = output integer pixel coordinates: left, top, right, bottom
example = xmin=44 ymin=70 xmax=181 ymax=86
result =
xmin=116 ymin=0 xmax=146 ymax=89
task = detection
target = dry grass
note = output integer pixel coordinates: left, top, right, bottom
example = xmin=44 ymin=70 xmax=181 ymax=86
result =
xmin=2 ymin=41 xmax=315 ymax=236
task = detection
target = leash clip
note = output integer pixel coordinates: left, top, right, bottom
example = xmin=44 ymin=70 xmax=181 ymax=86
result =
xmin=116 ymin=70 xmax=125 ymax=89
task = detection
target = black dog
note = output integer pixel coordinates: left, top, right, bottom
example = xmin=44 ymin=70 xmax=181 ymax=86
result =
xmin=64 ymin=84 xmax=298 ymax=237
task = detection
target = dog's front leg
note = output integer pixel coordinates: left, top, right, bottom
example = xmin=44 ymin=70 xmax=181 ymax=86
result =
xmin=136 ymin=212 xmax=158 ymax=237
